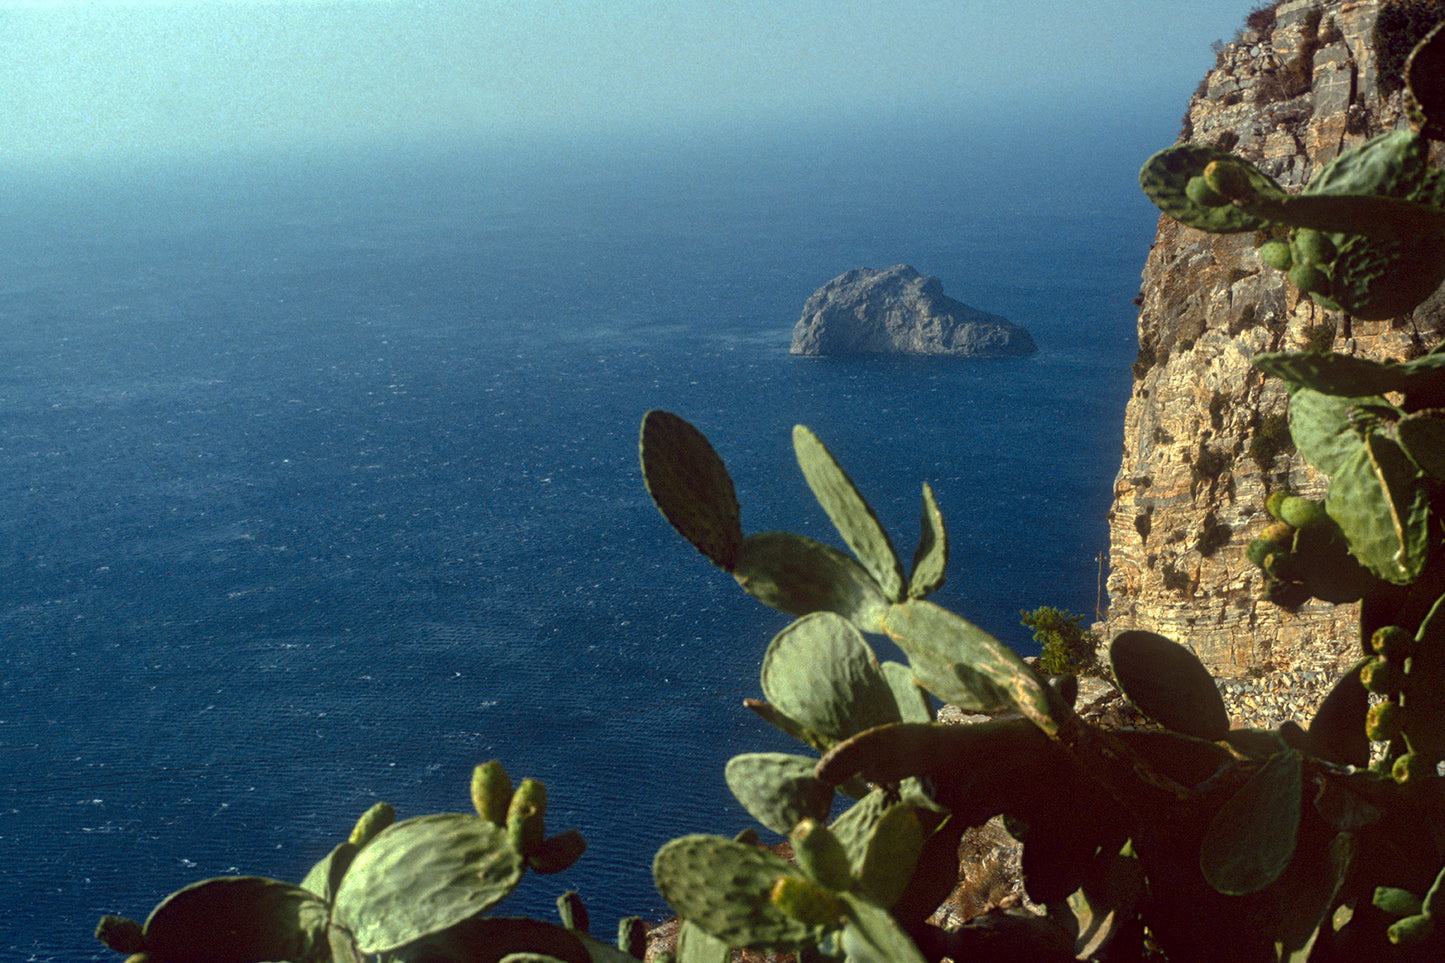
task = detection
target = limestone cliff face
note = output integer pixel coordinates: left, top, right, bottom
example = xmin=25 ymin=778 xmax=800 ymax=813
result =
xmin=1102 ymin=0 xmax=1445 ymax=676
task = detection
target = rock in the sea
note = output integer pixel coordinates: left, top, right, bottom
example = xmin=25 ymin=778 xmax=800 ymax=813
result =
xmin=790 ymin=264 xmax=1035 ymax=357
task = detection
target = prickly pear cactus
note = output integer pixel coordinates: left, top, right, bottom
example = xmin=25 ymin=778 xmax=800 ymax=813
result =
xmin=1140 ymin=128 xmax=1445 ymax=319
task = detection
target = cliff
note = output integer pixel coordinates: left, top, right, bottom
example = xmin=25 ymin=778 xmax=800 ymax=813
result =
xmin=1102 ymin=0 xmax=1445 ymax=678
xmin=790 ymin=265 xmax=1036 ymax=357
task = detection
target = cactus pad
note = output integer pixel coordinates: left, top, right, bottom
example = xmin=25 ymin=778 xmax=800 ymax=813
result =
xmin=639 ymin=410 xmax=744 ymax=571
xmin=652 ymin=835 xmax=824 ymax=948
xmin=1139 ymin=145 xmax=1279 ymax=233
xmin=733 ymin=531 xmax=889 ymax=629
xmin=333 ymin=813 xmax=526 ymax=953
xmin=1199 ymin=750 xmax=1303 ymax=895
xmin=760 ymin=612 xmax=900 ymax=744
xmin=792 ymin=425 xmax=905 ymax=601
xmin=1110 ymin=630 xmax=1229 ymax=740
xmin=907 ymin=482 xmax=948 ymax=598
xmin=724 ymin=753 xmax=834 ymax=836
xmin=139 ymin=876 xmax=331 ymax=963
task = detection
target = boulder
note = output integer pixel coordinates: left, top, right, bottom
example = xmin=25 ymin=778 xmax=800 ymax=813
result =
xmin=790 ymin=264 xmax=1035 ymax=357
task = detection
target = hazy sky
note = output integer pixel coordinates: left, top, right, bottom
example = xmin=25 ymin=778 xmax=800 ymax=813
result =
xmin=1 ymin=0 xmax=1267 ymax=170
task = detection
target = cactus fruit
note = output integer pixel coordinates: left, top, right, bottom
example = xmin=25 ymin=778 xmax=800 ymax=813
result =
xmin=1288 ymin=262 xmax=1331 ymax=296
xmin=1372 ymin=626 xmax=1414 ymax=659
xmin=1292 ymin=229 xmax=1337 ymax=265
xmin=1392 ymin=752 xmax=1430 ymax=784
xmin=507 ymin=779 xmax=548 ymax=855
xmin=348 ymin=801 xmax=396 ymax=848
xmin=1360 ymin=658 xmax=1404 ymax=696
xmin=1277 ymin=496 xmax=1328 ymax=529
xmin=472 ymin=760 xmax=513 ymax=825
xmin=769 ymin=876 xmax=844 ymax=928
xmin=1186 ymin=175 xmax=1229 ymax=207
xmin=1258 ymin=239 xmax=1293 ymax=270
xmin=1374 ymin=886 xmax=1425 ymax=918
xmin=1203 ymin=159 xmax=1254 ymax=201
xmin=1259 ymin=521 xmax=1295 ymax=548
xmin=1367 ymin=701 xmax=1406 ymax=742
xmin=1387 ymin=913 xmax=1436 ymax=945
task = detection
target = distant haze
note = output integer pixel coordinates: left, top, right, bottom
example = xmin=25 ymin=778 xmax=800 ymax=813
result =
xmin=4 ymin=0 xmax=1266 ymax=171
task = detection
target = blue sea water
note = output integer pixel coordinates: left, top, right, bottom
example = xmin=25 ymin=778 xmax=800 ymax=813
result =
xmin=1 ymin=124 xmax=1157 ymax=960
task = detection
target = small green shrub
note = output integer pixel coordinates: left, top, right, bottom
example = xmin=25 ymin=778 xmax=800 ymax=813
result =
xmin=1021 ymin=606 xmax=1104 ymax=678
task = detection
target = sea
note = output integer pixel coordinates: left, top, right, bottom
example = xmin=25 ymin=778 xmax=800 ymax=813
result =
xmin=1 ymin=115 xmax=1166 ymax=960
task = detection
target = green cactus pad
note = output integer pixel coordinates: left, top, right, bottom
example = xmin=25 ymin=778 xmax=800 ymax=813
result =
xmin=733 ymin=531 xmax=890 ymax=629
xmin=528 ymin=829 xmax=587 ymax=874
xmin=652 ymin=835 xmax=823 ymax=948
xmin=907 ymin=482 xmax=948 ymax=599
xmin=140 ymin=876 xmax=331 ymax=963
xmin=1306 ymin=662 xmax=1371 ymax=767
xmin=1200 ymin=750 xmax=1303 ymax=895
xmin=1110 ymin=630 xmax=1229 ymax=740
xmin=880 ymin=661 xmax=934 ymax=724
xmin=1398 ymin=409 xmax=1445 ymax=480
xmin=333 ymin=813 xmax=526 ymax=954
xmin=760 ymin=612 xmax=900 ymax=744
xmin=854 ymin=804 xmax=924 ymax=909
xmin=724 ymin=753 xmax=834 ymax=836
xmin=827 ymin=789 xmax=893 ymax=868
xmin=792 ymin=425 xmax=905 ymax=602
xmin=836 ymin=892 xmax=931 ymax=963
xmin=1303 ymin=130 xmax=1428 ymax=200
xmin=639 ymin=410 xmax=744 ymax=571
xmin=1326 ymin=433 xmax=1431 ymax=585
xmin=1256 ymin=350 xmax=1445 ymax=399
xmin=742 ymin=698 xmax=829 ymax=751
xmin=1330 ymin=232 xmax=1445 ymax=320
xmin=299 ymin=839 xmax=359 ymax=904
xmin=389 ymin=916 xmax=593 ymax=963
xmin=1283 ymin=387 xmax=1384 ymax=477
xmin=93 ymin=915 xmax=146 ymax=955
xmin=881 ymin=598 xmax=1055 ymax=729
xmin=790 ymin=819 xmax=855 ymax=891
xmin=1139 ymin=145 xmax=1279 ymax=233
xmin=674 ymin=920 xmax=731 ymax=963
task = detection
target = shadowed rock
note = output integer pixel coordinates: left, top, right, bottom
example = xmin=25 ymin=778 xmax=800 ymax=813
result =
xmin=790 ymin=265 xmax=1035 ymax=357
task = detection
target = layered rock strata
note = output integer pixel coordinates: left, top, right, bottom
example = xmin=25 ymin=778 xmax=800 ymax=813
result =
xmin=1102 ymin=0 xmax=1445 ymax=680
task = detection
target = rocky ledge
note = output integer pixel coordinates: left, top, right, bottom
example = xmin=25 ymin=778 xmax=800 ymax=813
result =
xmin=790 ymin=264 xmax=1036 ymax=357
